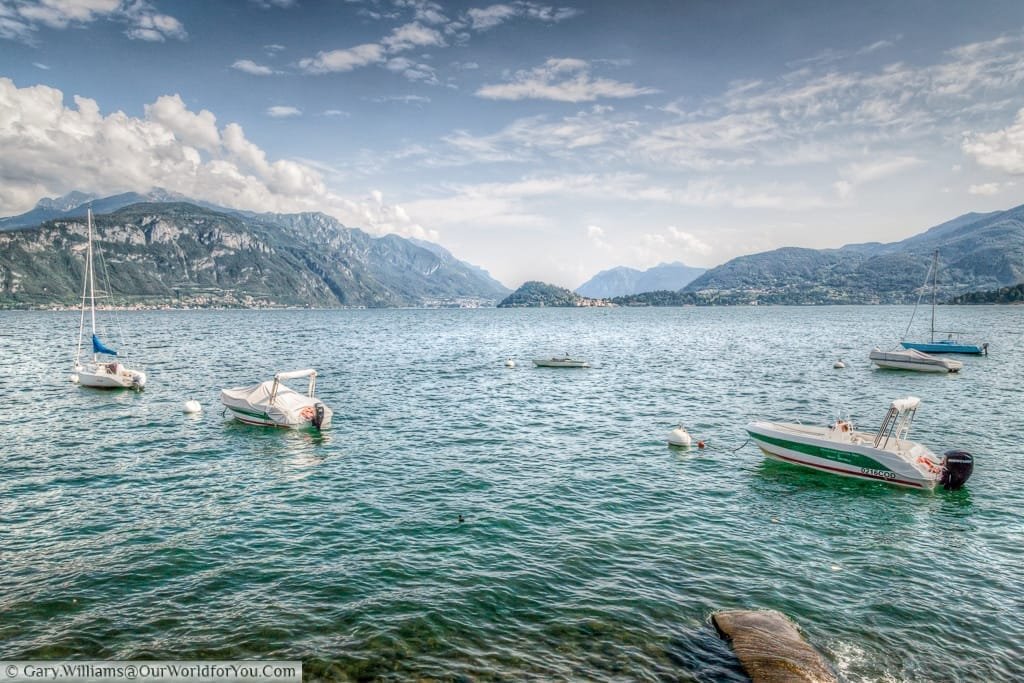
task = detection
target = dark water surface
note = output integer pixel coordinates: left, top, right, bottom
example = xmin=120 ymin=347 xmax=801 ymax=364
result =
xmin=1 ymin=307 xmax=1022 ymax=681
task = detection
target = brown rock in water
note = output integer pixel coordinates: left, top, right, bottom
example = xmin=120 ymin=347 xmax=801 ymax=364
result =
xmin=712 ymin=609 xmax=837 ymax=683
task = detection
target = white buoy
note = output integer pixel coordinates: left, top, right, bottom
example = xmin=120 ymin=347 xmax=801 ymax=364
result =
xmin=69 ymin=373 xmax=79 ymax=383
xmin=667 ymin=423 xmax=692 ymax=448
xmin=504 ymin=358 xmax=516 ymax=368
xmin=833 ymin=359 xmax=846 ymax=369
xmin=183 ymin=399 xmax=202 ymax=414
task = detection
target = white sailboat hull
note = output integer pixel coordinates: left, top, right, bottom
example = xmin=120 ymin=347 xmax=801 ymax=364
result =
xmin=76 ymin=362 xmax=147 ymax=389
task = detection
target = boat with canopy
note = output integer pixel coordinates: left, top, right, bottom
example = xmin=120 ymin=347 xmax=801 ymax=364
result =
xmin=869 ymin=348 xmax=963 ymax=373
xmin=220 ymin=369 xmax=333 ymax=430
xmin=533 ymin=354 xmax=589 ymax=368
xmin=72 ymin=209 xmax=147 ymax=390
xmin=746 ymin=397 xmax=974 ymax=491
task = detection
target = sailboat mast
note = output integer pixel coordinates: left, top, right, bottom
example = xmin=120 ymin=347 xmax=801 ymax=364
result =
xmin=930 ymin=249 xmax=937 ymax=343
xmin=87 ymin=209 xmax=97 ymax=353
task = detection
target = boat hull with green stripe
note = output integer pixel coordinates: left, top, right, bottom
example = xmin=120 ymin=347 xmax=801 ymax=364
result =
xmin=747 ymin=397 xmax=974 ymax=491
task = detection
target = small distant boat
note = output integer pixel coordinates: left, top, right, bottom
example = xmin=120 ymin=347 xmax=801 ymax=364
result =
xmin=220 ymin=369 xmax=332 ymax=429
xmin=73 ymin=209 xmax=147 ymax=390
xmin=870 ymin=348 xmax=963 ymax=373
xmin=747 ymin=397 xmax=974 ymax=491
xmin=901 ymin=250 xmax=988 ymax=355
xmin=533 ymin=355 xmax=589 ymax=368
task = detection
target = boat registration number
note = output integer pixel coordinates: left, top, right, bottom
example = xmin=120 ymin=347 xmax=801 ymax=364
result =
xmin=860 ymin=467 xmax=896 ymax=480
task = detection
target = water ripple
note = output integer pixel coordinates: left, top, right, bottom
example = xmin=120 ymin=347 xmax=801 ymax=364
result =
xmin=1 ymin=307 xmax=1022 ymax=680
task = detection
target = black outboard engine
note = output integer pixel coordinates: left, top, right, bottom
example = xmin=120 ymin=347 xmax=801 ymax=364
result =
xmin=312 ymin=403 xmax=325 ymax=430
xmin=939 ymin=450 xmax=974 ymax=490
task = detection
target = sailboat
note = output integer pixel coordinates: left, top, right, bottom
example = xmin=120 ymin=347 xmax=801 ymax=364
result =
xmin=900 ymin=250 xmax=988 ymax=355
xmin=72 ymin=209 xmax=147 ymax=390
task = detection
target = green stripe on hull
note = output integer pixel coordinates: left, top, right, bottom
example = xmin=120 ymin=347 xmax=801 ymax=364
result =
xmin=746 ymin=430 xmax=894 ymax=473
xmin=227 ymin=406 xmax=271 ymax=420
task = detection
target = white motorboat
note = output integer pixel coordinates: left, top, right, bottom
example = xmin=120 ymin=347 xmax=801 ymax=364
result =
xmin=746 ymin=397 xmax=974 ymax=491
xmin=73 ymin=209 xmax=146 ymax=390
xmin=533 ymin=355 xmax=589 ymax=368
xmin=220 ymin=369 xmax=333 ymax=430
xmin=870 ymin=348 xmax=963 ymax=373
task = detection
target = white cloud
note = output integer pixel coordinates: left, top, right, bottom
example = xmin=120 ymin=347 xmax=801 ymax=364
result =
xmin=477 ymin=58 xmax=659 ymax=102
xmin=466 ymin=2 xmax=578 ymax=31
xmin=401 ymin=174 xmax=828 ymax=239
xmin=251 ymin=0 xmax=296 ymax=8
xmin=962 ymin=108 xmax=1024 ymax=174
xmin=630 ymin=31 xmax=1024 ymax=173
xmin=385 ymin=57 xmax=439 ymax=84
xmin=32 ymin=61 xmax=50 ymax=69
xmin=231 ymin=59 xmax=276 ymax=76
xmin=144 ymin=94 xmax=221 ymax=151
xmin=839 ymin=156 xmax=923 ymax=185
xmin=381 ymin=21 xmax=445 ymax=52
xmin=665 ymin=226 xmax=712 ymax=255
xmin=0 ymin=78 xmax=431 ymax=239
xmin=10 ymin=0 xmax=120 ymax=30
xmin=857 ymin=37 xmax=899 ymax=55
xmin=122 ymin=4 xmax=186 ymax=42
xmin=833 ymin=180 xmax=853 ymax=200
xmin=299 ymin=43 xmax=385 ymax=74
xmin=466 ymin=4 xmax=517 ymax=30
xmin=321 ymin=109 xmax=349 ymax=117
xmin=968 ymin=182 xmax=1001 ymax=195
xmin=0 ymin=0 xmax=186 ymax=42
xmin=586 ymin=224 xmax=610 ymax=251
xmin=366 ymin=94 xmax=431 ymax=105
xmin=436 ymin=107 xmax=639 ymax=166
xmin=266 ymin=105 xmax=302 ymax=118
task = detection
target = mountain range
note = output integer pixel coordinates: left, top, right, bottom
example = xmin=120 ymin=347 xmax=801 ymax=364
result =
xmin=575 ymin=262 xmax=706 ymax=298
xmin=0 ymin=192 xmax=509 ymax=308
xmin=680 ymin=204 xmax=1024 ymax=304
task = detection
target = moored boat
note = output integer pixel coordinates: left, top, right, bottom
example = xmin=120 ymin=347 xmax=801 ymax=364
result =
xmin=73 ymin=209 xmax=147 ymax=390
xmin=869 ymin=348 xmax=963 ymax=373
xmin=221 ymin=369 xmax=333 ymax=430
xmin=533 ymin=355 xmax=589 ymax=368
xmin=901 ymin=250 xmax=987 ymax=355
xmin=746 ymin=397 xmax=973 ymax=491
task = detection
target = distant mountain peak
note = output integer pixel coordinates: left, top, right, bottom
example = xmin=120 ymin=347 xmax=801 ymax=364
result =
xmin=35 ymin=190 xmax=97 ymax=212
xmin=576 ymin=261 xmax=706 ymax=298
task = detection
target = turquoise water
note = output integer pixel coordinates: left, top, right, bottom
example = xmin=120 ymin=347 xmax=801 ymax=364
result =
xmin=2 ymin=306 xmax=1023 ymax=681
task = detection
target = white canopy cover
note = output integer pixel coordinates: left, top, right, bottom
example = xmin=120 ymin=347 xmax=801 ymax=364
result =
xmin=220 ymin=377 xmax=333 ymax=429
xmin=890 ymin=396 xmax=921 ymax=412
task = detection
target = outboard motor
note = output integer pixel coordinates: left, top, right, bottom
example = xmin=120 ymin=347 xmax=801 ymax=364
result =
xmin=939 ymin=450 xmax=974 ymax=490
xmin=312 ymin=403 xmax=325 ymax=430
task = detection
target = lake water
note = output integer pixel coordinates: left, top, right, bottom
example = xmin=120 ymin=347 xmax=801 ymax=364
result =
xmin=1 ymin=306 xmax=1022 ymax=681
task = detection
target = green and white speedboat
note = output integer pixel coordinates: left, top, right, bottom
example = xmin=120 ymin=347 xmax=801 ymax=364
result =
xmin=747 ymin=397 xmax=973 ymax=491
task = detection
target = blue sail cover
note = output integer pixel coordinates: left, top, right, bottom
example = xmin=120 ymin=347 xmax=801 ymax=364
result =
xmin=92 ymin=334 xmax=118 ymax=356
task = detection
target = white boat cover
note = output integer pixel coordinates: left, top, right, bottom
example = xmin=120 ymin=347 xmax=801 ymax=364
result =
xmin=220 ymin=380 xmax=329 ymax=427
xmin=891 ymin=396 xmax=921 ymax=412
xmin=275 ymin=369 xmax=317 ymax=381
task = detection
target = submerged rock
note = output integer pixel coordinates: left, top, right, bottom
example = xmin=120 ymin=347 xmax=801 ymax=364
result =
xmin=711 ymin=609 xmax=837 ymax=683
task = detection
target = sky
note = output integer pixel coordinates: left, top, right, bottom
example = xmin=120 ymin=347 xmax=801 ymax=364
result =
xmin=2 ymin=0 xmax=1024 ymax=289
